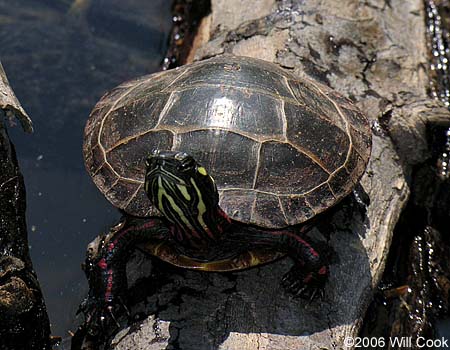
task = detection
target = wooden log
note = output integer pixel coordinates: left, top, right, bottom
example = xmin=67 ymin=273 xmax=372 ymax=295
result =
xmin=0 ymin=62 xmax=51 ymax=349
xmin=90 ymin=1 xmax=450 ymax=349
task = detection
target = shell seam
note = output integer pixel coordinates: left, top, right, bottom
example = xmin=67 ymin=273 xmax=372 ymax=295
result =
xmin=277 ymin=197 xmax=289 ymax=225
xmin=124 ymin=183 xmax=144 ymax=209
xmin=311 ymin=85 xmax=358 ymax=192
xmin=220 ymin=186 xmax=326 ymax=198
xmin=164 ymin=82 xmax=305 ymax=107
xmin=106 ymin=126 xmax=331 ymax=175
xmin=96 ymin=76 xmax=155 ymax=183
xmin=154 ymin=91 xmax=177 ymax=129
xmin=160 ymin=67 xmax=191 ymax=92
xmin=280 ymin=98 xmax=288 ymax=141
xmin=252 ymin=142 xmax=263 ymax=189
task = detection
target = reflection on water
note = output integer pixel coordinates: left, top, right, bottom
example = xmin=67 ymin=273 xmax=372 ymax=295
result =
xmin=0 ymin=0 xmax=171 ymax=344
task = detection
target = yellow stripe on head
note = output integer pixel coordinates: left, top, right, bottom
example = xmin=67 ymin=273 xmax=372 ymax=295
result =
xmin=176 ymin=184 xmax=191 ymax=201
xmin=157 ymin=176 xmax=195 ymax=231
xmin=190 ymin=178 xmax=209 ymax=232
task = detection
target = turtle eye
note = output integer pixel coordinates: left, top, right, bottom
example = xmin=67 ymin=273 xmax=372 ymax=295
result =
xmin=178 ymin=157 xmax=195 ymax=171
xmin=145 ymin=157 xmax=157 ymax=168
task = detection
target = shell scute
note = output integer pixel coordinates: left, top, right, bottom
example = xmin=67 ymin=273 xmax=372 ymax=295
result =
xmin=254 ymin=141 xmax=329 ymax=194
xmin=287 ymin=78 xmax=347 ymax=131
xmin=171 ymin=56 xmax=296 ymax=100
xmin=172 ymin=129 xmax=260 ymax=189
xmin=284 ymin=102 xmax=350 ymax=173
xmin=156 ymin=86 xmax=286 ymax=140
xmin=304 ymin=183 xmax=336 ymax=213
xmin=105 ymin=180 xmax=141 ymax=210
xmin=94 ymin=164 xmax=119 ymax=193
xmin=87 ymin=144 xmax=104 ymax=175
xmin=107 ymin=130 xmax=173 ymax=181
xmin=349 ymin=125 xmax=372 ymax=158
xmin=124 ymin=185 xmax=152 ymax=215
xmin=251 ymin=192 xmax=286 ymax=228
xmin=345 ymin=149 xmax=367 ymax=184
xmin=328 ymin=167 xmax=355 ymax=199
xmin=102 ymin=94 xmax=170 ymax=151
xmin=219 ymin=189 xmax=256 ymax=223
xmin=281 ymin=196 xmax=315 ymax=225
xmin=339 ymin=106 xmax=372 ymax=137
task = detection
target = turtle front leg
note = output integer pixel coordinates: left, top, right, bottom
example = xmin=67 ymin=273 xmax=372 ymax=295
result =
xmin=229 ymin=225 xmax=328 ymax=298
xmin=82 ymin=216 xmax=169 ymax=333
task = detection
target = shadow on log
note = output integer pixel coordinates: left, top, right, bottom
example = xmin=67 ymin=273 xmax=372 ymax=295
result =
xmin=0 ymin=62 xmax=51 ymax=350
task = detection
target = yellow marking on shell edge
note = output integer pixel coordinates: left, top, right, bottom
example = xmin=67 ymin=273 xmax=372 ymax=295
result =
xmin=151 ymin=242 xmax=165 ymax=255
xmin=190 ymin=178 xmax=209 ymax=232
xmin=197 ymin=167 xmax=207 ymax=176
xmin=158 ymin=177 xmax=194 ymax=231
xmin=141 ymin=241 xmax=287 ymax=271
xmin=177 ymin=184 xmax=191 ymax=201
xmin=248 ymin=252 xmax=261 ymax=267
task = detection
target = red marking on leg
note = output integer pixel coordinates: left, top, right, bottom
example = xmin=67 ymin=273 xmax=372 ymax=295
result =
xmin=189 ymin=228 xmax=201 ymax=239
xmin=214 ymin=210 xmax=230 ymax=236
xmin=108 ymin=220 xmax=158 ymax=250
xmin=98 ymin=258 xmax=107 ymax=270
xmin=318 ymin=266 xmax=327 ymax=275
xmin=169 ymin=225 xmax=181 ymax=241
xmin=303 ymin=273 xmax=313 ymax=284
xmin=218 ymin=208 xmax=231 ymax=224
xmin=203 ymin=228 xmax=216 ymax=239
xmin=177 ymin=231 xmax=183 ymax=241
xmin=271 ymin=231 xmax=319 ymax=257
xmin=104 ymin=269 xmax=114 ymax=303
xmin=102 ymin=220 xmax=158 ymax=303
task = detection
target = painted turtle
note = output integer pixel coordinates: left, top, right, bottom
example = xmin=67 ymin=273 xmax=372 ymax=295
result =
xmin=83 ymin=55 xmax=371 ymax=314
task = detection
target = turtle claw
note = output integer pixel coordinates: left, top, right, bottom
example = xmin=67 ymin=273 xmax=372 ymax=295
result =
xmin=77 ymin=294 xmax=129 ymax=340
xmin=293 ymin=285 xmax=308 ymax=297
xmin=72 ymin=301 xmax=125 ymax=350
xmin=304 ymin=286 xmax=321 ymax=303
xmin=281 ymin=264 xmax=327 ymax=300
xmin=105 ymin=305 xmax=122 ymax=330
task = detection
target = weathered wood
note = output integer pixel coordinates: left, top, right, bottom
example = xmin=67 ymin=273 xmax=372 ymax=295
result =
xmin=90 ymin=1 xmax=450 ymax=349
xmin=0 ymin=62 xmax=51 ymax=350
xmin=0 ymin=62 xmax=33 ymax=133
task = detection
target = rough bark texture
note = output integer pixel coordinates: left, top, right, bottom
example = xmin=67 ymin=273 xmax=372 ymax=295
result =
xmin=0 ymin=62 xmax=51 ymax=350
xmin=97 ymin=1 xmax=450 ymax=349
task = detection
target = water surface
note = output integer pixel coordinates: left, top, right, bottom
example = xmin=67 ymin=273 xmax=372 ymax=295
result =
xmin=0 ymin=0 xmax=171 ymax=343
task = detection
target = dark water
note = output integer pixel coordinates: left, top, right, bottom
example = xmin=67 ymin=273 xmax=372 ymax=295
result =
xmin=0 ymin=0 xmax=171 ymax=343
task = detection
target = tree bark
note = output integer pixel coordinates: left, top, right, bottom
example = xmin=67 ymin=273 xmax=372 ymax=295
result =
xmin=94 ymin=1 xmax=450 ymax=349
xmin=0 ymin=62 xmax=51 ymax=349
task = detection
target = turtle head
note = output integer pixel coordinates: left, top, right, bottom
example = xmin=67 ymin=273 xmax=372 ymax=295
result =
xmin=144 ymin=150 xmax=220 ymax=234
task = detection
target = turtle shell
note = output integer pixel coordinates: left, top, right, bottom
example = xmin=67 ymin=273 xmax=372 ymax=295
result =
xmin=83 ymin=55 xmax=371 ymax=229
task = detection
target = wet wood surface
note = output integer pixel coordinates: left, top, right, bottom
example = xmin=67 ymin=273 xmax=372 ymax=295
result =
xmin=0 ymin=62 xmax=51 ymax=349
